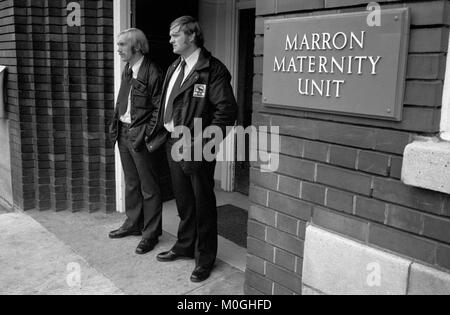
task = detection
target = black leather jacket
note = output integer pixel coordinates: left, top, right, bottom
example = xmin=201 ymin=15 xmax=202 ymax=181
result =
xmin=146 ymin=48 xmax=237 ymax=154
xmin=109 ymin=56 xmax=163 ymax=151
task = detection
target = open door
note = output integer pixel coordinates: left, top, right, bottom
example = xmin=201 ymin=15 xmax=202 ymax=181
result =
xmin=132 ymin=0 xmax=199 ymax=201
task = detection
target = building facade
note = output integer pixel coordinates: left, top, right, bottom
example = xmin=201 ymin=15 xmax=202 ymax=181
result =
xmin=0 ymin=0 xmax=449 ymax=295
xmin=248 ymin=0 xmax=450 ymax=295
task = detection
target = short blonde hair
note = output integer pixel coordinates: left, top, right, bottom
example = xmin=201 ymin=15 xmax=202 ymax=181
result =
xmin=170 ymin=16 xmax=204 ymax=48
xmin=119 ymin=28 xmax=150 ymax=55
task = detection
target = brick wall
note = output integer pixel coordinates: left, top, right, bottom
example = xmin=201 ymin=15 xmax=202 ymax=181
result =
xmin=5 ymin=0 xmax=115 ymax=212
xmin=0 ymin=0 xmax=16 ymax=100
xmin=0 ymin=0 xmax=16 ymax=206
xmin=247 ymin=0 xmax=450 ymax=295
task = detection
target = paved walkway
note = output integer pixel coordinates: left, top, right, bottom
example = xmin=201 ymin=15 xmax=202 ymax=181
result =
xmin=0 ymin=212 xmax=123 ymax=295
xmin=0 ymin=208 xmax=245 ymax=295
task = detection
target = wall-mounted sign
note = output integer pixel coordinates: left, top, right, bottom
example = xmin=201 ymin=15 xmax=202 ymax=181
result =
xmin=263 ymin=9 xmax=410 ymax=121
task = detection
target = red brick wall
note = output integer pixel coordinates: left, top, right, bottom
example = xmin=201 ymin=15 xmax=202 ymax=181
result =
xmin=4 ymin=0 xmax=115 ymax=212
xmin=247 ymin=0 xmax=450 ymax=295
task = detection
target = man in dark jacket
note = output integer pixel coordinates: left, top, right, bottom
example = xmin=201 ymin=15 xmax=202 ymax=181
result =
xmin=109 ymin=28 xmax=163 ymax=255
xmin=147 ymin=16 xmax=237 ymax=283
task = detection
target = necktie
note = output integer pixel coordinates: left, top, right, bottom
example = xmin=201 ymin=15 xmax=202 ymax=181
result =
xmin=117 ymin=66 xmax=133 ymax=116
xmin=164 ymin=60 xmax=187 ymax=125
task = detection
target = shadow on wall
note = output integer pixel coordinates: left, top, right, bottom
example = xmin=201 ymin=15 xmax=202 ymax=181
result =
xmin=0 ymin=66 xmax=13 ymax=207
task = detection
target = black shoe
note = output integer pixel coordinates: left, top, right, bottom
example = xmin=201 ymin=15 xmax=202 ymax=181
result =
xmin=190 ymin=266 xmax=212 ymax=283
xmin=135 ymin=238 xmax=158 ymax=255
xmin=156 ymin=250 xmax=194 ymax=262
xmin=109 ymin=228 xmax=142 ymax=239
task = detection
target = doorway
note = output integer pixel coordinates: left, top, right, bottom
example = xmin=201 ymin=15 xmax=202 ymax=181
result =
xmin=234 ymin=8 xmax=255 ymax=196
xmin=115 ymin=0 xmax=254 ymax=269
xmin=132 ymin=0 xmax=199 ymax=201
xmin=132 ymin=0 xmax=199 ymax=70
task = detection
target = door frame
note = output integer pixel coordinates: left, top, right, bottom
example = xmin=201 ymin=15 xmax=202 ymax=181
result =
xmin=221 ymin=0 xmax=256 ymax=192
xmin=113 ymin=0 xmax=132 ymax=213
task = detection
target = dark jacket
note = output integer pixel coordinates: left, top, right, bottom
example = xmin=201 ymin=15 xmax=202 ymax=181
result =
xmin=109 ymin=55 xmax=163 ymax=151
xmin=146 ymin=48 xmax=238 ymax=158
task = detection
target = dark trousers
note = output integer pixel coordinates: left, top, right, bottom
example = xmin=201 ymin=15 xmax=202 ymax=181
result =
xmin=118 ymin=123 xmax=162 ymax=240
xmin=166 ymin=138 xmax=218 ymax=269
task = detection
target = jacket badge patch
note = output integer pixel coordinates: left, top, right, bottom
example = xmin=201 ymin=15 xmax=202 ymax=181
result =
xmin=193 ymin=84 xmax=207 ymax=98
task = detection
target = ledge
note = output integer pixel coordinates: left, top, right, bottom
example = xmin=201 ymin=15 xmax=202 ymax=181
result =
xmin=303 ymin=225 xmax=410 ymax=295
xmin=402 ymin=137 xmax=450 ymax=194
xmin=302 ymin=225 xmax=450 ymax=295
xmin=409 ymin=263 xmax=450 ymax=295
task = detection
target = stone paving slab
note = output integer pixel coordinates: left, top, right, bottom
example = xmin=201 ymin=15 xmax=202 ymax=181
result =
xmin=408 ymin=263 xmax=450 ymax=295
xmin=0 ymin=213 xmax=123 ymax=295
xmin=27 ymin=210 xmax=244 ymax=295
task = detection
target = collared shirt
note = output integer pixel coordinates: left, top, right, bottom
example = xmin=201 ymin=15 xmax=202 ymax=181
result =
xmin=164 ymin=48 xmax=201 ymax=132
xmin=120 ymin=55 xmax=145 ymax=124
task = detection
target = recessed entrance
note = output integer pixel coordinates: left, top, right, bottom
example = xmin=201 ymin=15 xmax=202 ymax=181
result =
xmin=119 ymin=1 xmax=255 ymax=265
xmin=131 ymin=0 xmax=199 ymax=202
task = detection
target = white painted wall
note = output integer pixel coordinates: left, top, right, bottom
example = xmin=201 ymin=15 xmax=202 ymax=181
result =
xmin=199 ymin=0 xmax=234 ymax=70
xmin=199 ymin=0 xmax=238 ymax=190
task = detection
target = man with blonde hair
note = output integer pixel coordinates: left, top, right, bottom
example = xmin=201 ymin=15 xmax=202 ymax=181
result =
xmin=148 ymin=16 xmax=237 ymax=282
xmin=109 ymin=28 xmax=164 ymax=255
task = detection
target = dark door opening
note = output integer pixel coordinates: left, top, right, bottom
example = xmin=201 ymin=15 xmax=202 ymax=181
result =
xmin=133 ymin=0 xmax=199 ymax=70
xmin=234 ymin=8 xmax=256 ymax=196
xmin=132 ymin=0 xmax=199 ymax=201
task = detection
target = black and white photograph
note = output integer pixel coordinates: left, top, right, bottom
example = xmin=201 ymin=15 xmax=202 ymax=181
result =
xmin=0 ymin=0 xmax=449 ymax=299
